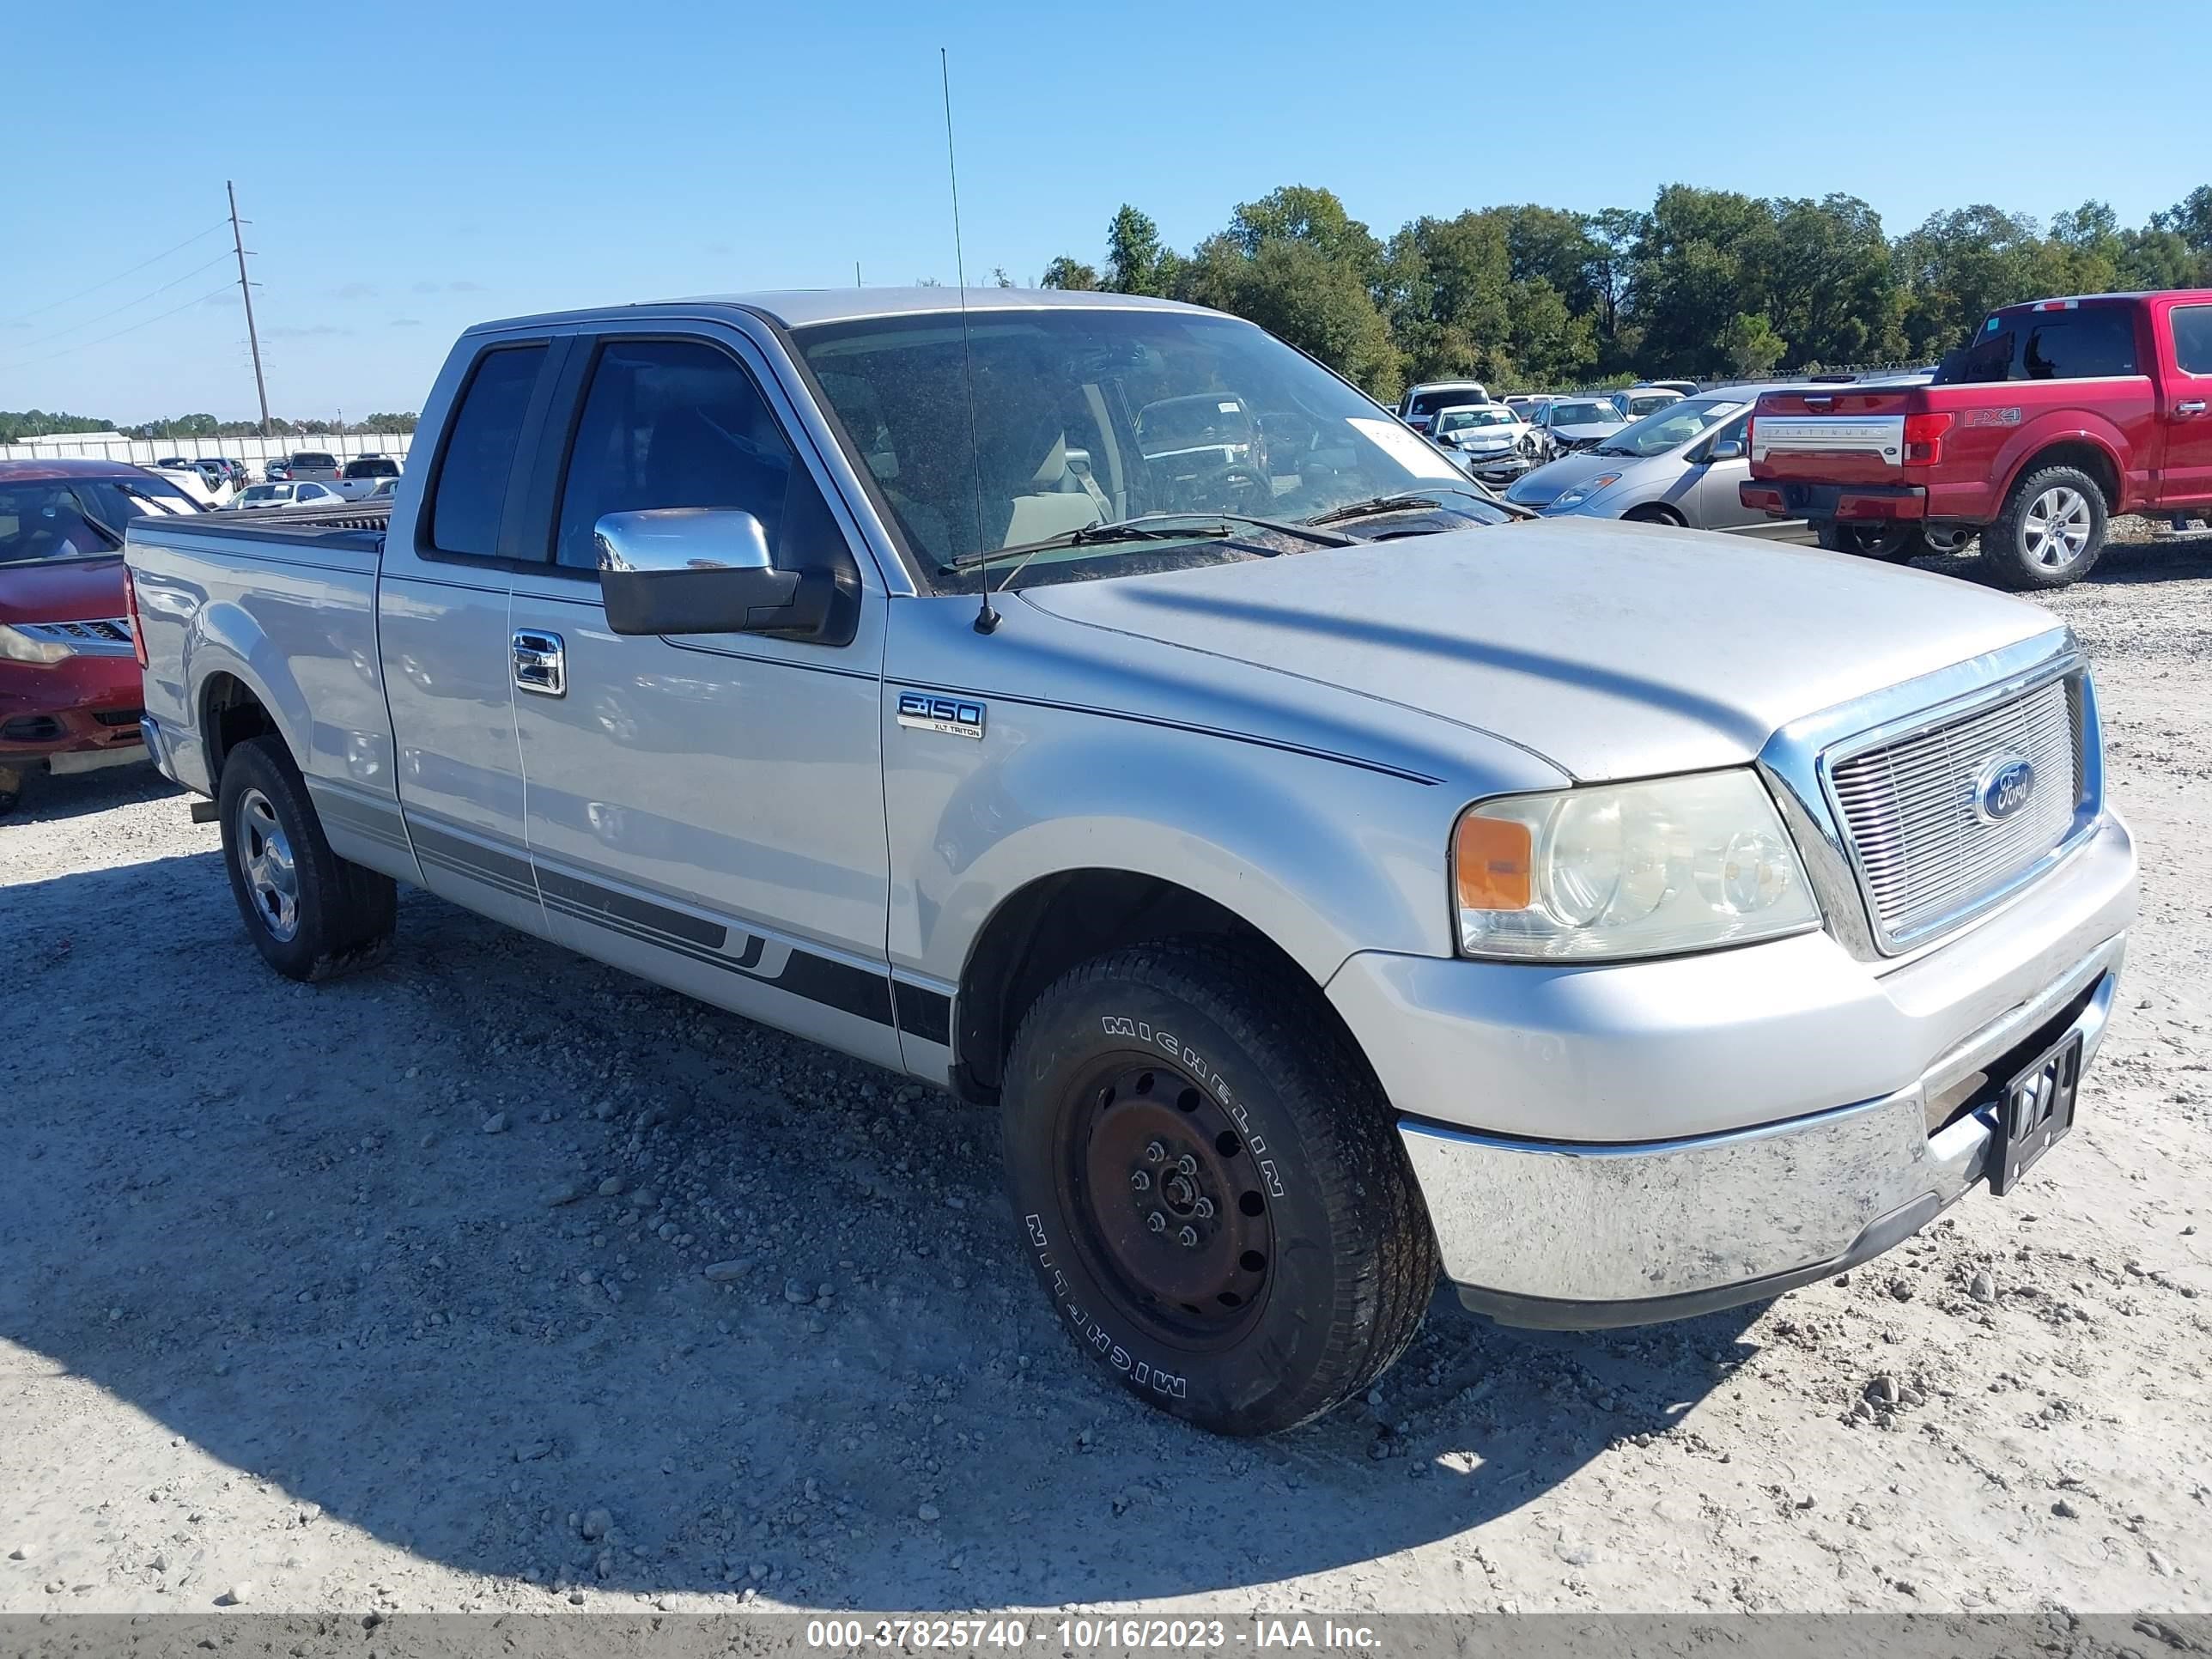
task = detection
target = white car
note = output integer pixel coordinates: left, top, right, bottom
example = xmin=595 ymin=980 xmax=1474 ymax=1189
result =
xmin=231 ymin=481 xmax=345 ymax=511
xmin=1429 ymin=404 xmax=1536 ymax=485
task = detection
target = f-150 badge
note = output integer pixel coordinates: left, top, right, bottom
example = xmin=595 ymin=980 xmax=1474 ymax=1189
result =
xmin=897 ymin=691 xmax=986 ymax=740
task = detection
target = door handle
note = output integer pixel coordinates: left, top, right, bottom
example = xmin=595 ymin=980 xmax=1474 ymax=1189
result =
xmin=513 ymin=629 xmax=566 ymax=697
xmin=2179 ymin=400 xmax=2208 ymax=416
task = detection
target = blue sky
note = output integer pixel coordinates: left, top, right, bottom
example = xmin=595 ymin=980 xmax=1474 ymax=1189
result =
xmin=5 ymin=0 xmax=2207 ymax=423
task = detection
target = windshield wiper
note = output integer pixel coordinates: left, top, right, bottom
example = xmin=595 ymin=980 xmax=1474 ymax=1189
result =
xmin=1305 ymin=485 xmax=1537 ymax=526
xmin=1589 ymin=443 xmax=1638 ymax=458
xmin=944 ymin=511 xmax=1351 ymax=574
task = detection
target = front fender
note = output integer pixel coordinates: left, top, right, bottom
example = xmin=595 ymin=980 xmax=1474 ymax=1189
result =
xmin=889 ymin=702 xmax=1545 ymax=994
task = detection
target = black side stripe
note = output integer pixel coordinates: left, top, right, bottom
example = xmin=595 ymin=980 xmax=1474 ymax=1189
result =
xmin=404 ymin=815 xmax=889 ymax=1027
xmin=536 ymin=866 xmax=743 ymax=955
xmin=894 ymin=981 xmax=952 ymax=1047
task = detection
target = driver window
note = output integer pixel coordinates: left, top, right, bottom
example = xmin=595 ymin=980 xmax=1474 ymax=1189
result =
xmin=554 ymin=338 xmax=830 ymax=572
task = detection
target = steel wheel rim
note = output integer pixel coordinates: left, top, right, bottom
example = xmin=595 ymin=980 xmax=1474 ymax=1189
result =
xmin=1054 ymin=1055 xmax=1277 ymax=1349
xmin=236 ymin=787 xmax=301 ymax=941
xmin=2023 ymin=487 xmax=2091 ymax=568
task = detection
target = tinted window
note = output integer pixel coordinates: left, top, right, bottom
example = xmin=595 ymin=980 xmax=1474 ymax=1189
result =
xmin=294 ymin=452 xmax=337 ymax=467
xmin=554 ymin=338 xmax=806 ymax=572
xmin=429 ymin=345 xmax=546 ymax=557
xmin=2173 ymin=305 xmax=2212 ymax=375
xmin=1408 ymin=388 xmax=1482 ymax=419
xmin=1935 ymin=324 xmax=2015 ymax=385
xmin=2021 ymin=309 xmax=2138 ymax=380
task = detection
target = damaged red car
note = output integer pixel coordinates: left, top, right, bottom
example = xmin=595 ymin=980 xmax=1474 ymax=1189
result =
xmin=0 ymin=459 xmax=204 ymax=814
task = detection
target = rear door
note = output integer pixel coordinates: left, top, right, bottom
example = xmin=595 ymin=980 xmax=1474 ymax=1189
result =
xmin=376 ymin=334 xmax=567 ymax=937
xmin=504 ymin=326 xmax=902 ymax=1070
xmin=2159 ymin=298 xmax=2212 ymax=507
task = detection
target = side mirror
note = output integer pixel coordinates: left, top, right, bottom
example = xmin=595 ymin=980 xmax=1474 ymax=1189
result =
xmin=1705 ymin=439 xmax=1747 ymax=462
xmin=595 ymin=507 xmax=833 ymax=639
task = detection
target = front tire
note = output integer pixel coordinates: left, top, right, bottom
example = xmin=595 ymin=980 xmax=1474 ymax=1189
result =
xmin=1000 ymin=942 xmax=1437 ymax=1436
xmin=1815 ymin=519 xmax=1927 ymax=562
xmin=217 ymin=735 xmax=396 ymax=981
xmin=1982 ymin=465 xmax=2107 ymax=590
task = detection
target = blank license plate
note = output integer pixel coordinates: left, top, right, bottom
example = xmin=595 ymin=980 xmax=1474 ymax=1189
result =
xmin=1989 ymin=1030 xmax=2083 ymax=1195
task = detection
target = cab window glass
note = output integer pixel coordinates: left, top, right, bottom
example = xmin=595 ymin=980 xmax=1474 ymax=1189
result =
xmin=2172 ymin=305 xmax=2212 ymax=374
xmin=554 ymin=339 xmax=821 ymax=572
xmin=428 ymin=344 xmax=546 ymax=556
xmin=2021 ymin=310 xmax=2137 ymax=380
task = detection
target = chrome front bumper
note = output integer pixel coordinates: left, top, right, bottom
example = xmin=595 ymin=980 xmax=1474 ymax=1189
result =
xmin=1397 ymin=939 xmax=2121 ymax=1328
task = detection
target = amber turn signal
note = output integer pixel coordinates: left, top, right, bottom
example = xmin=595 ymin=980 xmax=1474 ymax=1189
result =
xmin=1454 ymin=812 xmax=1533 ymax=912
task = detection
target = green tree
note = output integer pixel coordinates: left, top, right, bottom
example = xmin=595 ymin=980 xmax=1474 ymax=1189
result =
xmin=1720 ymin=312 xmax=1786 ymax=377
xmin=1038 ymin=256 xmax=1100 ymax=291
xmin=1104 ymin=205 xmax=1179 ymax=296
xmin=0 ymin=410 xmax=115 ymax=443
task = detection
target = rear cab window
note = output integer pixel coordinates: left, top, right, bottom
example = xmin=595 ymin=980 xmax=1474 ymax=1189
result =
xmin=426 ymin=343 xmax=550 ymax=557
xmin=1938 ymin=304 xmax=2141 ymax=384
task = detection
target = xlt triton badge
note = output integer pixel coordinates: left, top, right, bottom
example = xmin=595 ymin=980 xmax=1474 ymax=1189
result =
xmin=897 ymin=691 xmax=986 ymax=740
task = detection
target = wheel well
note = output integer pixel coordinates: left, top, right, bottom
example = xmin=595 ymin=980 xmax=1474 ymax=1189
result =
xmin=2010 ymin=441 xmax=2120 ymax=512
xmin=201 ymin=673 xmax=280 ymax=783
xmin=1623 ymin=503 xmax=1684 ymax=526
xmin=954 ymin=871 xmax=1337 ymax=1104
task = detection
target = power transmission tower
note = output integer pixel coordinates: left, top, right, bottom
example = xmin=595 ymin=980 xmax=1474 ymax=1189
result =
xmin=228 ymin=181 xmax=271 ymax=436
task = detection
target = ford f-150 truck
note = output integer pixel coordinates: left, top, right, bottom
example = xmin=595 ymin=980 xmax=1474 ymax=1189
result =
xmin=1742 ymin=289 xmax=2212 ymax=587
xmin=125 ymin=289 xmax=2137 ymax=1436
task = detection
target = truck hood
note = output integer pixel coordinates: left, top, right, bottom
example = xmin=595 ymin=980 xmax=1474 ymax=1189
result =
xmin=1018 ymin=519 xmax=2062 ymax=781
xmin=0 ymin=554 xmax=127 ymax=624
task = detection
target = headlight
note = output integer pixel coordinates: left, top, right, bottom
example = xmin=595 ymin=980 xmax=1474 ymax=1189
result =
xmin=1547 ymin=473 xmax=1621 ymax=512
xmin=0 ymin=623 xmax=73 ymax=665
xmin=1451 ymin=770 xmax=1820 ymax=959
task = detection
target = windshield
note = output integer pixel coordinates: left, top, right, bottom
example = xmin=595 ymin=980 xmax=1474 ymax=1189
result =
xmin=292 ymin=453 xmax=337 ymax=468
xmin=1592 ymin=397 xmax=1747 ymax=458
xmin=1620 ymin=393 xmax=1678 ymax=416
xmin=795 ymin=308 xmax=1503 ymax=591
xmin=1547 ymin=401 xmax=1621 ymax=428
xmin=0 ymin=475 xmax=192 ymax=563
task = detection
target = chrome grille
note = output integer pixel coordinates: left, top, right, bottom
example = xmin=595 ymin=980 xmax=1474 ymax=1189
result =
xmin=1829 ymin=676 xmax=2080 ymax=949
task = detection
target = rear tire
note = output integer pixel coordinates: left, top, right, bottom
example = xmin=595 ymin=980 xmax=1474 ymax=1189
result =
xmin=1815 ymin=519 xmax=1927 ymax=562
xmin=1000 ymin=941 xmax=1437 ymax=1437
xmin=217 ymin=735 xmax=396 ymax=981
xmin=1981 ymin=465 xmax=2107 ymax=590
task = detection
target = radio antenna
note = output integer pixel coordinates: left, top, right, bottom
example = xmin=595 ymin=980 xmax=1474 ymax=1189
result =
xmin=940 ymin=48 xmax=999 ymax=635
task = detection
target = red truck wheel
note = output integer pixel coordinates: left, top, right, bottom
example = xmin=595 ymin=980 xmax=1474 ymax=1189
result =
xmin=1983 ymin=465 xmax=2108 ymax=590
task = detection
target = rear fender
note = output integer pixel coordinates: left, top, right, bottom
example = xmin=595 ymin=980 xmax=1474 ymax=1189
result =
xmin=1992 ymin=412 xmax=2133 ymax=513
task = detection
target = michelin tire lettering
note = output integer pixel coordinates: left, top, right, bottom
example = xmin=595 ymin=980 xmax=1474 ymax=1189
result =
xmin=1099 ymin=1014 xmax=1286 ymax=1200
xmin=1024 ymin=1212 xmax=1188 ymax=1400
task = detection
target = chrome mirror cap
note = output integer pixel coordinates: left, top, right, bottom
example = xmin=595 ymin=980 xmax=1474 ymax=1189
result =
xmin=593 ymin=507 xmax=773 ymax=574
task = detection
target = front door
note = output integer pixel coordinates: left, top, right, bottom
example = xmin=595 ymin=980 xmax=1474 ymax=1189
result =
xmin=1691 ymin=416 xmax=1768 ymax=532
xmin=505 ymin=331 xmax=901 ymax=1069
xmin=2161 ymin=300 xmax=2212 ymax=510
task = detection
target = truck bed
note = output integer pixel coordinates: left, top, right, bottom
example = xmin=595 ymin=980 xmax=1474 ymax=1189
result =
xmin=139 ymin=500 xmax=392 ymax=556
xmin=125 ymin=501 xmax=395 ymax=817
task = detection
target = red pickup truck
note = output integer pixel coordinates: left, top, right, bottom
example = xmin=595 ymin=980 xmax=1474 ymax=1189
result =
xmin=1742 ymin=289 xmax=2212 ymax=587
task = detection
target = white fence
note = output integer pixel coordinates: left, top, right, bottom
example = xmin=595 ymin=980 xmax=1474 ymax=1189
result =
xmin=1 ymin=431 xmax=415 ymax=467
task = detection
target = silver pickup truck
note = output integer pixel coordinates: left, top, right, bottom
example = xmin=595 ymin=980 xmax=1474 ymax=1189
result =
xmin=125 ymin=289 xmax=2137 ymax=1437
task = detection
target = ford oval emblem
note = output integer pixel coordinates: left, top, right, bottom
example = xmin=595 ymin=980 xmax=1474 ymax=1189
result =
xmin=1975 ymin=756 xmax=2036 ymax=823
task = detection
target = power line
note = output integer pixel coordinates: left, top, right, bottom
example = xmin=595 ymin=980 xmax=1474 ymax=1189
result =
xmin=0 ymin=283 xmax=239 ymax=375
xmin=4 ymin=252 xmax=236 ymax=353
xmin=0 ymin=221 xmax=230 ymax=328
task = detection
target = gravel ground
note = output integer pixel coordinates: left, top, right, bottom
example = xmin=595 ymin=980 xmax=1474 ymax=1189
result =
xmin=2 ymin=526 xmax=2208 ymax=1619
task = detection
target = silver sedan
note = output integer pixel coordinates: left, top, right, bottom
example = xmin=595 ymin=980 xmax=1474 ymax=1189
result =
xmin=1503 ymin=393 xmax=1808 ymax=538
